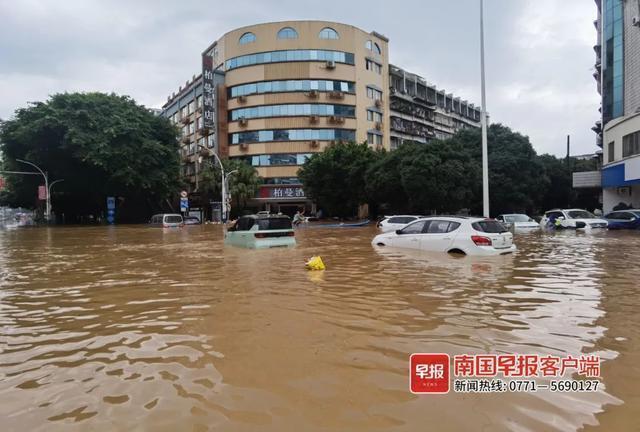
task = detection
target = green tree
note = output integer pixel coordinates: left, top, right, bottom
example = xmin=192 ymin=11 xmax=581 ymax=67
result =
xmin=454 ymin=124 xmax=546 ymax=215
xmin=199 ymin=158 xmax=261 ymax=216
xmin=298 ymin=142 xmax=379 ymax=217
xmin=0 ymin=92 xmax=181 ymax=222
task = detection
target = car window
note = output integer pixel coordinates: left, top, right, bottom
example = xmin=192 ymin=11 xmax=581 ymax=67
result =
xmin=164 ymin=216 xmax=183 ymax=223
xmin=388 ymin=216 xmax=416 ymax=224
xmin=399 ymin=220 xmax=427 ymax=234
xmin=257 ymin=217 xmax=292 ymax=230
xmin=472 ymin=220 xmax=508 ymax=233
xmin=425 ymin=220 xmax=458 ymax=233
xmin=236 ymin=217 xmax=255 ymax=231
xmin=506 ymin=214 xmax=530 ymax=222
xmin=546 ymin=211 xmax=564 ymax=219
xmin=567 ymin=210 xmax=595 ymax=219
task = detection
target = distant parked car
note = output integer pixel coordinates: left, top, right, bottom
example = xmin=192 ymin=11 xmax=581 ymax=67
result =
xmin=377 ymin=215 xmax=423 ymax=233
xmin=184 ymin=216 xmax=201 ymax=225
xmin=371 ymin=216 xmax=516 ymax=256
xmin=539 ymin=209 xmax=608 ymax=230
xmin=604 ymin=209 xmax=640 ymax=230
xmin=150 ymin=213 xmax=184 ymax=228
xmin=496 ymin=214 xmax=539 ymax=232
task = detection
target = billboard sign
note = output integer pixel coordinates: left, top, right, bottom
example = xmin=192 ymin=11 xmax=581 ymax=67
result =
xmin=202 ymin=55 xmax=215 ymax=129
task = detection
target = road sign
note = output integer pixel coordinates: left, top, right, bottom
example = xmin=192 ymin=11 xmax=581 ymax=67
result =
xmin=38 ymin=185 xmax=47 ymax=200
xmin=107 ymin=215 xmax=115 ymax=224
xmin=0 ymin=176 xmax=5 ymax=191
xmin=180 ymin=197 xmax=189 ymax=212
xmin=180 ymin=190 xmax=188 ymax=198
xmin=107 ymin=196 xmax=116 ymax=210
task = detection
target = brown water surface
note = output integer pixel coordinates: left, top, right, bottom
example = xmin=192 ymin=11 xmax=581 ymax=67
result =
xmin=0 ymin=226 xmax=639 ymax=431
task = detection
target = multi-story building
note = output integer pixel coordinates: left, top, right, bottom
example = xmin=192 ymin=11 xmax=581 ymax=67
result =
xmin=389 ymin=65 xmax=481 ymax=149
xmin=161 ymin=20 xmax=481 ymax=215
xmin=596 ymin=0 xmax=640 ymax=211
xmin=161 ymin=20 xmax=390 ymax=215
xmin=161 ymin=71 xmax=224 ymax=192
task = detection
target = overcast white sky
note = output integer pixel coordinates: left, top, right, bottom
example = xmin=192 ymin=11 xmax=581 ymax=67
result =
xmin=0 ymin=0 xmax=599 ymax=156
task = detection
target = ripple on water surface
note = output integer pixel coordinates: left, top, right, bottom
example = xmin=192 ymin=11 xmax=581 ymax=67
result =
xmin=0 ymin=226 xmax=639 ymax=431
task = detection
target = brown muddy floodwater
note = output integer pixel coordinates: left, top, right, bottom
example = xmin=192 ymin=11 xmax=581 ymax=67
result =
xmin=0 ymin=225 xmax=639 ymax=431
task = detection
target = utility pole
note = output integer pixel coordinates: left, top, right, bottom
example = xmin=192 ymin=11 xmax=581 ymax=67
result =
xmin=480 ymin=0 xmax=490 ymax=218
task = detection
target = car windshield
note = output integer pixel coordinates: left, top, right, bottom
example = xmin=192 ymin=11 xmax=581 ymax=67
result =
xmin=472 ymin=220 xmax=508 ymax=233
xmin=165 ymin=216 xmax=182 ymax=223
xmin=504 ymin=215 xmax=530 ymax=222
xmin=567 ymin=210 xmax=595 ymax=219
xmin=256 ymin=217 xmax=292 ymax=230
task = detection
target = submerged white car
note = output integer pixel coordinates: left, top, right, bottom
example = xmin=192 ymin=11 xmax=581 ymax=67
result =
xmin=371 ymin=216 xmax=516 ymax=256
xmin=496 ymin=214 xmax=539 ymax=232
xmin=225 ymin=214 xmax=296 ymax=248
xmin=539 ymin=209 xmax=608 ymax=230
xmin=377 ymin=215 xmax=423 ymax=233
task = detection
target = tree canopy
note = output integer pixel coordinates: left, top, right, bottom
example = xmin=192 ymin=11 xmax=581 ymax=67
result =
xmin=299 ymin=124 xmax=591 ymax=217
xmin=0 ymin=92 xmax=181 ymax=222
xmin=199 ymin=158 xmax=261 ymax=217
xmin=298 ymin=142 xmax=379 ymax=217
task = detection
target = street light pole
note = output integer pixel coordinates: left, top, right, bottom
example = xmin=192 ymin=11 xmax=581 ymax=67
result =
xmin=16 ymin=159 xmax=50 ymax=222
xmin=480 ymin=0 xmax=490 ymax=218
xmin=196 ymin=145 xmax=232 ymax=224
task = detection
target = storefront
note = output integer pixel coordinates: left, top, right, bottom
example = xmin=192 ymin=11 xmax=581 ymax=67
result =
xmin=254 ymin=185 xmax=315 ymax=217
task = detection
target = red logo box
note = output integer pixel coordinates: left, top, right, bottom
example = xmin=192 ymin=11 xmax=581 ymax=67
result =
xmin=410 ymin=353 xmax=450 ymax=394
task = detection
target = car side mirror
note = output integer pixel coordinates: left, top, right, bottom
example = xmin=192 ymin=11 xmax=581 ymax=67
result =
xmin=395 ymin=229 xmax=403 ymax=235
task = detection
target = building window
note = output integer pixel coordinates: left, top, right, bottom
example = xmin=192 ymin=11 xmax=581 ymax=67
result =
xmin=319 ymin=27 xmax=339 ymax=39
xmin=197 ymin=117 xmax=203 ymax=129
xmin=237 ymin=153 xmax=312 ymax=167
xmin=230 ymin=104 xmax=355 ymax=121
xmin=373 ymin=42 xmax=381 ymax=54
xmin=367 ymin=133 xmax=383 ymax=146
xmin=231 ymin=129 xmax=356 ymax=145
xmin=262 ymin=177 xmax=300 ymax=185
xmin=608 ymin=141 xmax=615 ymax=162
xmin=225 ymin=50 xmax=355 ymax=70
xmin=229 ymin=79 xmax=355 ymax=98
xmin=367 ymin=110 xmax=382 ymax=122
xmin=196 ymin=95 xmax=202 ymax=108
xmin=239 ymin=32 xmax=256 ymax=44
xmin=277 ymin=27 xmax=298 ymax=39
xmin=365 ymin=40 xmax=372 ymax=50
xmin=602 ymin=0 xmax=624 ymax=123
xmin=623 ymin=131 xmax=640 ymax=158
xmin=366 ymin=86 xmax=382 ymax=100
xmin=207 ymin=134 xmax=215 ymax=148
xmin=366 ymin=59 xmax=382 ymax=74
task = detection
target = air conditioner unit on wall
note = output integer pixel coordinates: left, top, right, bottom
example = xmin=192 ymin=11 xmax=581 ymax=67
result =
xmin=325 ymin=60 xmax=336 ymax=69
xmin=633 ymin=16 xmax=640 ymax=27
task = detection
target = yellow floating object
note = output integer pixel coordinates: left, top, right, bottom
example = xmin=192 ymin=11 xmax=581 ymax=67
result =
xmin=305 ymin=256 xmax=325 ymax=271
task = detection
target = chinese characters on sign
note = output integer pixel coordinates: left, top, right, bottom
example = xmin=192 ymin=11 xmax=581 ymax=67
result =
xmin=202 ymin=54 xmax=216 ymax=130
xmin=38 ymin=185 xmax=47 ymax=200
xmin=259 ymin=186 xmax=306 ymax=199
xmin=410 ymin=353 xmax=601 ymax=395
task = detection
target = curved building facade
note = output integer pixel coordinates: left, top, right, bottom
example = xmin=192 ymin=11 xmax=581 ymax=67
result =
xmin=206 ymin=21 xmax=389 ymax=212
xmin=163 ymin=21 xmax=478 ymax=216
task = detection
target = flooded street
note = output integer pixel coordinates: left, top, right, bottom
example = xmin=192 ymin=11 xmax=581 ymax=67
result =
xmin=1 ymin=225 xmax=639 ymax=431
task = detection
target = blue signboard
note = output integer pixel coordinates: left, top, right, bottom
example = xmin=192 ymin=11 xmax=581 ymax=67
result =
xmin=106 ymin=196 xmax=116 ymax=224
xmin=180 ymin=197 xmax=189 ymax=212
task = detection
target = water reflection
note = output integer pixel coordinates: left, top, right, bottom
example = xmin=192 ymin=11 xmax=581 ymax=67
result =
xmin=0 ymin=226 xmax=638 ymax=431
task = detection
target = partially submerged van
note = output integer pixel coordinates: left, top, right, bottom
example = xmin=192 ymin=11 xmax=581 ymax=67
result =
xmin=150 ymin=213 xmax=184 ymax=228
xmin=225 ymin=214 xmax=295 ymax=248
